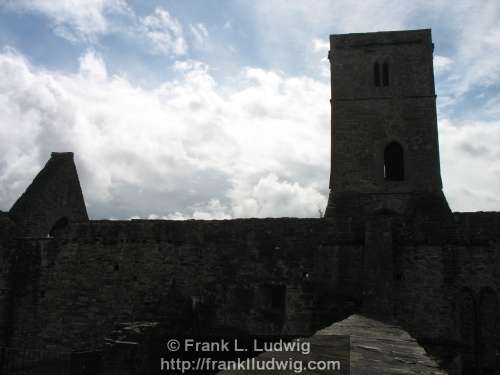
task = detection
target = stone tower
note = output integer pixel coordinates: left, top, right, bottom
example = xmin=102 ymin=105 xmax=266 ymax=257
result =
xmin=325 ymin=29 xmax=450 ymax=219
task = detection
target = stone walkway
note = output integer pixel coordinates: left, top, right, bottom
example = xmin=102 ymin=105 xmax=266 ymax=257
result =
xmin=220 ymin=314 xmax=447 ymax=374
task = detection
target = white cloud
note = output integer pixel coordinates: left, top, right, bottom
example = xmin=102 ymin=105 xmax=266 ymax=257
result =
xmin=447 ymin=4 xmax=500 ymax=95
xmin=310 ymin=38 xmax=330 ymax=79
xmin=1 ymin=2 xmax=189 ymax=57
xmin=312 ymin=38 xmax=329 ymax=53
xmin=0 ymin=48 xmax=330 ymax=219
xmin=190 ymin=23 xmax=209 ymax=45
xmin=2 ymin=0 xmax=130 ymax=42
xmin=145 ymin=199 xmax=232 ymax=220
xmin=440 ymin=118 xmax=500 ymax=211
xmin=139 ymin=7 xmax=187 ymax=56
xmin=192 ymin=199 xmax=231 ymax=220
xmin=78 ymin=50 xmax=107 ymax=81
xmin=433 ymin=55 xmax=453 ymax=74
xmin=173 ymin=59 xmax=208 ymax=73
xmin=484 ymin=94 xmax=500 ymax=117
xmin=231 ymin=174 xmax=326 ymax=218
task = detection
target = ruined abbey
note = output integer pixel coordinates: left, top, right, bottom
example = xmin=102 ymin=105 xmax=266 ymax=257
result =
xmin=0 ymin=29 xmax=498 ymax=374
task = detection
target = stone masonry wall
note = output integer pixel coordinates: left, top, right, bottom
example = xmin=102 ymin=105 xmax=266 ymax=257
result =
xmin=0 ymin=212 xmax=19 ymax=346
xmin=2 ymin=211 xmax=499 ymax=366
xmin=9 ymin=152 xmax=88 ymax=237
xmin=7 ymin=218 xmax=363 ymax=351
xmin=393 ymin=212 xmax=500 ymax=368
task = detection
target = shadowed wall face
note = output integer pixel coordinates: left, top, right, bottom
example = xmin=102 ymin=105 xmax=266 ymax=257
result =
xmin=6 ymin=219 xmax=364 ymax=351
xmin=9 ymin=152 xmax=88 ymax=237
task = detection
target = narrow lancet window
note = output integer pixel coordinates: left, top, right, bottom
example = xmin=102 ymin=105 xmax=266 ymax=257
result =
xmin=384 ymin=142 xmax=404 ymax=181
xmin=374 ymin=62 xmax=381 ymax=87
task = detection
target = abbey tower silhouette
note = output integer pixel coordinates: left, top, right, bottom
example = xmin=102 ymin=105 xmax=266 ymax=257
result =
xmin=326 ymin=29 xmax=450 ymax=220
xmin=0 ymin=29 xmax=498 ymax=375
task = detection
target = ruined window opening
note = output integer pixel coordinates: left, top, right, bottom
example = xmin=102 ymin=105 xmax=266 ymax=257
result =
xmin=374 ymin=62 xmax=381 ymax=87
xmin=48 ymin=217 xmax=69 ymax=237
xmin=382 ymin=62 xmax=389 ymax=86
xmin=384 ymin=142 xmax=404 ymax=181
xmin=114 ymin=264 xmax=119 ymax=271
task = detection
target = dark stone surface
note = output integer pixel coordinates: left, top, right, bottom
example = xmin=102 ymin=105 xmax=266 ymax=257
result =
xmin=9 ymin=152 xmax=88 ymax=237
xmin=325 ymin=29 xmax=447 ymax=221
xmin=317 ymin=315 xmax=448 ymax=374
xmin=220 ymin=314 xmax=448 ymax=374
xmin=4 ymin=218 xmax=363 ymax=351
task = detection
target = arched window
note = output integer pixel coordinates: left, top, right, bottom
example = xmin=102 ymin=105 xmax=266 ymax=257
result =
xmin=49 ymin=217 xmax=69 ymax=237
xmin=384 ymin=142 xmax=404 ymax=181
xmin=382 ymin=62 xmax=389 ymax=86
xmin=374 ymin=62 xmax=381 ymax=87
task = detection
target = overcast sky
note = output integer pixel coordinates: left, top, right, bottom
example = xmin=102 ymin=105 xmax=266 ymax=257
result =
xmin=0 ymin=0 xmax=499 ymax=219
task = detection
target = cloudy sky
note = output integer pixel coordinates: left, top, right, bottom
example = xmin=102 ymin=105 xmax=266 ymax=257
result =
xmin=0 ymin=0 xmax=499 ymax=219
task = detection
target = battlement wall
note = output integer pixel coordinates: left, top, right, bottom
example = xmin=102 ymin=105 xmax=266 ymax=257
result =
xmin=60 ymin=218 xmax=363 ymax=243
xmin=7 ymin=218 xmax=364 ymax=351
xmin=3 ymin=213 xmax=500 ymax=359
xmin=393 ymin=213 xmax=500 ymax=355
xmin=452 ymin=212 xmax=500 ymax=242
xmin=390 ymin=211 xmax=500 ymax=246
